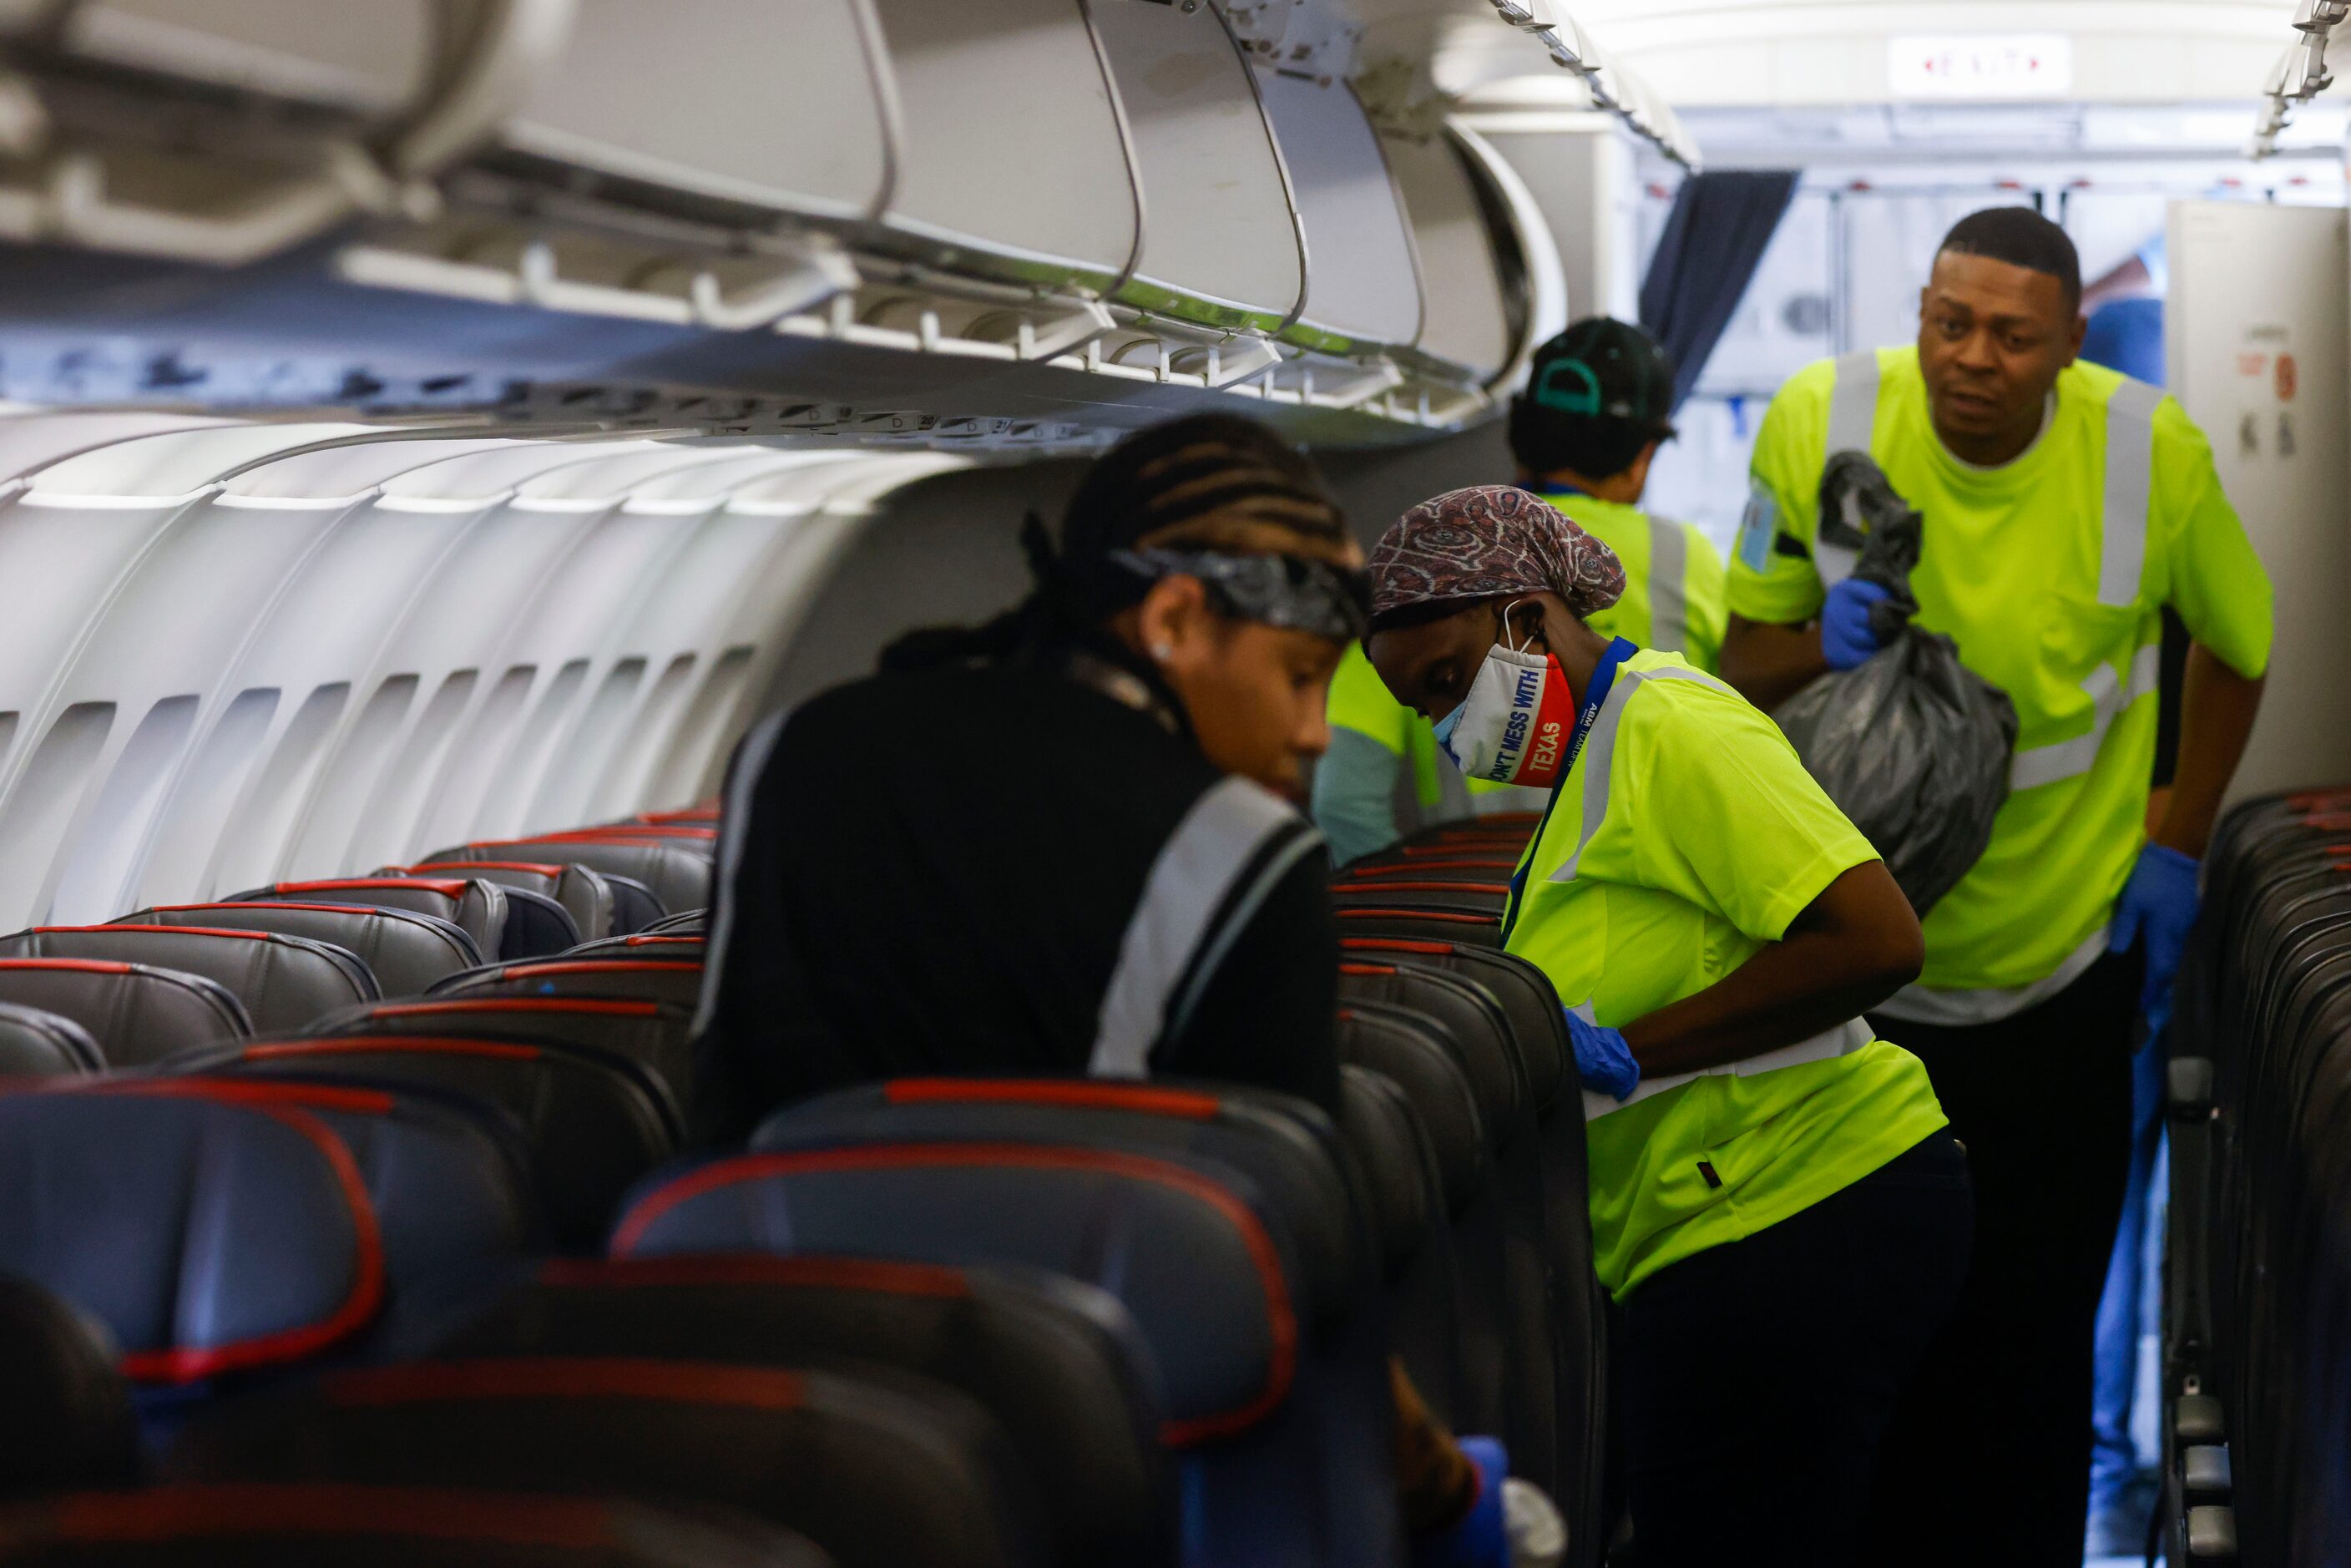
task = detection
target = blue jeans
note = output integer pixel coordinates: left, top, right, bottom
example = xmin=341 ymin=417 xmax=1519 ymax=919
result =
xmin=2089 ymin=1032 xmax=2169 ymax=1513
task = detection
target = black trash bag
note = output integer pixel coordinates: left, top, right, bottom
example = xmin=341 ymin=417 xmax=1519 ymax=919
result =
xmin=1773 ymin=454 xmax=2019 ymax=918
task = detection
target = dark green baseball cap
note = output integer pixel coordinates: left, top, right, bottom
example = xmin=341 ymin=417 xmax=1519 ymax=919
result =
xmin=1524 ymin=318 xmax=1676 ymax=432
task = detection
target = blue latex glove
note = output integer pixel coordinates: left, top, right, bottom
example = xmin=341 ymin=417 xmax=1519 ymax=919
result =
xmin=1565 ymin=1009 xmax=1640 ymax=1102
xmin=2110 ymin=843 xmax=2201 ymax=1039
xmin=1415 ymin=1435 xmax=1510 ymax=1568
xmin=1821 ymin=578 xmax=1893 ymax=670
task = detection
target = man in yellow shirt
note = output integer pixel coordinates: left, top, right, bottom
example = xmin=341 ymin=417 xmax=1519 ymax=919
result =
xmin=1720 ymin=208 xmax=2270 ymax=1567
xmin=1314 ymin=320 xmax=1725 ymax=865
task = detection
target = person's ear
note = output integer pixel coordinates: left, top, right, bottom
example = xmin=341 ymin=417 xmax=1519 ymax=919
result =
xmin=1135 ymin=573 xmax=1212 ymax=667
xmin=2062 ymin=309 xmax=2087 ymax=368
xmin=1507 ymin=599 xmax=1550 ymax=652
xmin=1626 ymin=440 xmax=1662 ymax=494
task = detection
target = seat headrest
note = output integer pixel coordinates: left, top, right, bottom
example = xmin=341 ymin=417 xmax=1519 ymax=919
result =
xmin=239 ymin=880 xmax=508 ymax=966
xmin=0 ymin=1275 xmax=139 ymax=1497
xmin=429 ymin=842 xmax=705 ymax=928
xmin=203 ymin=1036 xmax=676 ymax=1251
xmin=117 ymin=903 xmax=480 ymax=997
xmin=0 ymin=959 xmax=250 ymax=1066
xmin=0 ymin=1484 xmax=834 ymax=1567
xmin=0 ymin=1002 xmax=104 ymax=1079
xmin=394 ymin=861 xmax=618 ymax=945
xmin=0 ymin=1085 xmax=383 ymax=1383
xmin=1334 ymin=1005 xmax=1486 ymax=1210
xmin=754 ymin=1080 xmax=1362 ymax=1328
xmin=1337 ymin=964 xmax=1523 ymax=1140
xmin=1342 ymin=940 xmax=1568 ymax=1120
xmin=614 ymin=1141 xmax=1302 ymax=1446
xmin=429 ymin=959 xmax=704 ymax=1008
xmin=564 ymin=935 xmax=706 ymax=963
xmin=1333 ymin=1065 xmax=1433 ymax=1276
xmin=301 ymin=997 xmax=693 ymax=1115
xmin=431 ymin=1255 xmax=1175 ymax=1567
xmin=0 ymin=926 xmax=375 ymax=1034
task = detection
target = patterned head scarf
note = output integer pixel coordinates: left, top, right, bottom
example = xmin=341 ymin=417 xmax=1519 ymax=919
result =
xmin=1368 ymin=485 xmax=1625 ymax=622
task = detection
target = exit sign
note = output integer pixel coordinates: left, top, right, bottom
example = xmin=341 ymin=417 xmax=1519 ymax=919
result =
xmin=1889 ymin=34 xmax=2074 ymax=99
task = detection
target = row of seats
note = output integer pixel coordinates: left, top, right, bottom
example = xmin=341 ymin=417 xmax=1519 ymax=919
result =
xmin=0 ymin=800 xmax=1601 ymax=1568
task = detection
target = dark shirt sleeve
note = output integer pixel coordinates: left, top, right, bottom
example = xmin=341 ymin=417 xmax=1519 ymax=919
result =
xmin=1155 ymin=832 xmax=1342 ymax=1115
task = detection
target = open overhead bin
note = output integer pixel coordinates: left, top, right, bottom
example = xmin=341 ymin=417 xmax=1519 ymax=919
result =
xmin=1089 ymin=0 xmax=1307 ymax=336
xmin=1256 ymin=68 xmax=1424 ymax=356
xmin=1382 ymin=129 xmax=1521 ymax=385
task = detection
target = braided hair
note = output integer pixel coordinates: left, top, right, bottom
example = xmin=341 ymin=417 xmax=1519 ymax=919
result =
xmin=881 ymin=414 xmax=1353 ymax=673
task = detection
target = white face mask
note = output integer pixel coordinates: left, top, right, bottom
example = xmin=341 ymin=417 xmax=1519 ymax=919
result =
xmin=1431 ymin=607 xmax=1578 ymax=789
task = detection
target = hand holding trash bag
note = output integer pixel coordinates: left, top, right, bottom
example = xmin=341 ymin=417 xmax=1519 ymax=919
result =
xmin=1774 ymin=454 xmax=2018 ymax=918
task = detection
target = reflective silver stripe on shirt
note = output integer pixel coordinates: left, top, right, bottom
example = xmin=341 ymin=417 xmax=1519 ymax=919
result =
xmin=1826 ymin=349 xmax=1881 ymax=458
xmin=1090 ymin=776 xmax=1307 ymax=1079
xmin=1550 ymin=665 xmax=1735 ymax=884
xmin=691 ymin=706 xmax=791 ymax=1036
xmin=1583 ymin=1014 xmax=1873 ymax=1122
xmin=1647 ymin=515 xmax=1690 ymax=652
xmin=2009 ymin=641 xmax=2162 ymax=792
xmin=1872 ymin=925 xmax=2110 ymax=1028
xmin=2101 ymin=377 xmax=2163 ymax=608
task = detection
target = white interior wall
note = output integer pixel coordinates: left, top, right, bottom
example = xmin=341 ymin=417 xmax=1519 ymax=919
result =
xmin=2167 ymin=198 xmax=2351 ymax=801
xmin=0 ymin=417 xmax=960 ymax=929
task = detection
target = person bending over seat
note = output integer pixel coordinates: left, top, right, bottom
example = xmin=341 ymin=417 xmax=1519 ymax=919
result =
xmin=693 ymin=414 xmax=1556 ymax=1565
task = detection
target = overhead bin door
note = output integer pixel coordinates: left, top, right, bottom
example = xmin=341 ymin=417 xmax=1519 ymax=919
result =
xmin=1089 ymin=0 xmax=1305 ymax=335
xmin=44 ymin=0 xmax=435 ymax=116
xmin=867 ymin=0 xmax=1141 ymax=295
xmin=503 ymin=0 xmax=893 ymax=223
xmin=1383 ymin=131 xmax=1516 ymax=382
xmin=1255 ymin=69 xmax=1423 ymax=354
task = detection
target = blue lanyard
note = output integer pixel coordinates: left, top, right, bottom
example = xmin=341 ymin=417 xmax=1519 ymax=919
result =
xmin=1503 ymin=636 xmax=1636 ymax=939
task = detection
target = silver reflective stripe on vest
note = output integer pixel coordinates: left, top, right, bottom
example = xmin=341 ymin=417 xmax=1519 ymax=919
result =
xmin=692 ymin=707 xmax=792 ymax=1036
xmin=2101 ymin=378 xmax=2163 ymax=608
xmin=1647 ymin=515 xmax=1690 ymax=652
xmin=1550 ymin=665 xmax=1732 ymax=884
xmin=1090 ymin=776 xmax=1307 ymax=1079
xmin=2009 ymin=641 xmax=2162 ymax=792
xmin=1872 ymin=926 xmax=2109 ymax=1028
xmin=1814 ymin=352 xmax=1883 ymax=589
xmin=1583 ymin=1013 xmax=1873 ymax=1122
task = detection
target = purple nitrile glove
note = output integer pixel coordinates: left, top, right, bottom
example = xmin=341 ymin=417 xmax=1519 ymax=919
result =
xmin=1415 ymin=1436 xmax=1511 ymax=1568
xmin=1822 ymin=578 xmax=1893 ymax=671
xmin=2110 ymin=842 xmax=2201 ymax=1039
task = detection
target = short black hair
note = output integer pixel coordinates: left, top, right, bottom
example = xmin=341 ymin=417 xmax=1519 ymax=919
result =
xmin=1937 ymin=207 xmax=2082 ymax=311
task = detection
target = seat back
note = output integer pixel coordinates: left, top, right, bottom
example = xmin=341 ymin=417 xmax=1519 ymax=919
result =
xmin=641 ymin=910 xmax=707 ymax=935
xmin=0 ymin=1485 xmax=835 ymax=1567
xmin=420 ymin=1255 xmax=1176 ymax=1567
xmin=114 ymin=903 xmax=478 ymax=999
xmin=0 ymin=928 xmax=373 ymax=1036
xmin=430 ymin=959 xmax=704 ymax=1009
xmin=564 ymin=933 xmax=707 ymax=964
xmin=234 ymin=880 xmax=513 ymax=962
xmin=192 ymin=1037 xmax=676 ymax=1251
xmin=392 ymin=860 xmax=618 ymax=944
xmin=1334 ymin=1056 xmax=1465 ymax=1430
xmin=0 ymin=1276 xmax=139 ymax=1499
xmin=302 ymin=997 xmax=694 ymax=1112
xmin=1331 ymin=879 xmax=1511 ymax=915
xmin=428 ymin=841 xmax=705 ymax=928
xmin=1331 ymin=906 xmax=1504 ymax=948
xmin=166 ymin=1359 xmax=1041 ymax=1568
xmin=0 ymin=1085 xmax=385 ymax=1389
xmin=630 ymin=802 xmax=721 ymax=827
xmin=0 ymin=1003 xmax=104 ymax=1079
xmin=685 ymin=1084 xmax=1406 ymax=1568
xmin=0 ymin=960 xmax=250 ymax=1066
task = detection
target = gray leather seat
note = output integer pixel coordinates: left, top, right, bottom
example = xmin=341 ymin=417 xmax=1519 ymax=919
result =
xmin=425 ymin=840 xmax=706 ymax=931
xmin=0 ymin=1003 xmax=104 ymax=1079
xmin=301 ymin=995 xmax=694 ymax=1116
xmin=0 ymin=927 xmax=372 ymax=1037
xmin=230 ymin=878 xmax=550 ymax=962
xmin=430 ymin=957 xmax=703 ymax=1009
xmin=114 ymin=903 xmax=481 ymax=998
xmin=0 ymin=959 xmax=250 ymax=1065
xmin=385 ymin=859 xmax=617 ymax=944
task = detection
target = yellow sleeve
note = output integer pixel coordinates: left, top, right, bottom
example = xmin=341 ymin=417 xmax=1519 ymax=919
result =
xmin=1678 ymin=522 xmax=1730 ymax=675
xmin=2151 ymin=401 xmax=2274 ymax=680
xmin=1726 ymin=359 xmax=1836 ymax=627
xmin=1609 ymin=680 xmax=1878 ymax=942
xmin=1325 ymin=641 xmax=1412 ymax=752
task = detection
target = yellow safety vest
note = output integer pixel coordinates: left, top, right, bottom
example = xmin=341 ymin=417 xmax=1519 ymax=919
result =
xmin=1532 ymin=490 xmax=1728 ymax=674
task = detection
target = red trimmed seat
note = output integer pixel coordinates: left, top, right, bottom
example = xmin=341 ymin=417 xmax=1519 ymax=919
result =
xmin=0 ymin=1003 xmax=104 ymax=1080
xmin=424 ymin=841 xmax=705 ymax=930
xmin=0 ymin=959 xmax=250 ymax=1066
xmin=0 ymin=926 xmax=375 ymax=1034
xmin=429 ymin=959 xmax=703 ymax=1009
xmin=384 ymin=860 xmax=618 ymax=947
xmin=112 ymin=903 xmax=479 ymax=998
xmin=300 ymin=996 xmax=693 ymax=1110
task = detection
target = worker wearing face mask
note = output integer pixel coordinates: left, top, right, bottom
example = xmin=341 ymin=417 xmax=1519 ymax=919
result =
xmin=1364 ymin=485 xmax=1970 ymax=1568
xmin=1313 ymin=319 xmax=1723 ymax=867
xmin=1717 ymin=207 xmax=2272 ymax=1568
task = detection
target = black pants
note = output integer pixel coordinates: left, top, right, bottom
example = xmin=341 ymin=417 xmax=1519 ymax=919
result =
xmin=1861 ymin=949 xmax=2141 ymax=1567
xmin=1620 ymin=1133 xmax=1973 ymax=1568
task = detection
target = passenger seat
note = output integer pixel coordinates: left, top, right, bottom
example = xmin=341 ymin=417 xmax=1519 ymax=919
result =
xmin=0 ymin=959 xmax=250 ymax=1065
xmin=0 ymin=1003 xmax=104 ymax=1079
xmin=299 ymin=996 xmax=693 ymax=1112
xmin=385 ymin=860 xmax=619 ymax=946
xmin=428 ymin=957 xmax=703 ymax=1009
xmin=231 ymin=878 xmax=572 ymax=963
xmin=425 ymin=841 xmax=705 ymax=929
xmin=0 ymin=926 xmax=374 ymax=1037
xmin=112 ymin=903 xmax=481 ymax=998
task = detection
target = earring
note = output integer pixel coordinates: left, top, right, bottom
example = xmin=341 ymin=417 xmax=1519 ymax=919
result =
xmin=1150 ymin=643 xmax=1174 ymax=661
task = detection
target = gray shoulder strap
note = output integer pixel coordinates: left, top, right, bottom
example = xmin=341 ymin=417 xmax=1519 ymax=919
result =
xmin=2101 ymin=377 xmax=2163 ymax=608
xmin=1090 ymin=776 xmax=1314 ymax=1079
